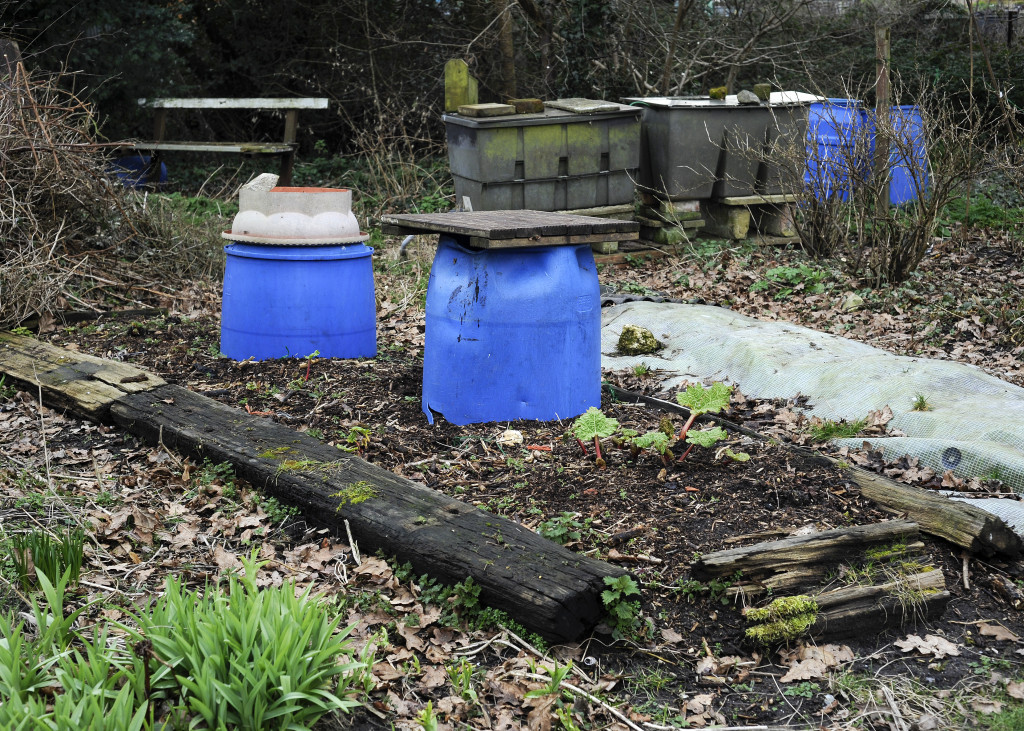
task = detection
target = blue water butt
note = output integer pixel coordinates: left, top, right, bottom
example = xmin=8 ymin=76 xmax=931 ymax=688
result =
xmin=220 ymin=242 xmax=376 ymax=361
xmin=422 ymin=236 xmax=601 ymax=425
xmin=805 ymin=99 xmax=868 ymax=202
xmin=108 ymin=154 xmax=167 ymax=188
xmin=883 ymin=105 xmax=929 ymax=205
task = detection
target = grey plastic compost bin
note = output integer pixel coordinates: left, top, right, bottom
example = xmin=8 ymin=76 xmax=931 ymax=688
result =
xmin=624 ymin=96 xmax=766 ymax=200
xmin=443 ymin=99 xmax=641 ymax=211
xmin=758 ymin=91 xmax=824 ymax=196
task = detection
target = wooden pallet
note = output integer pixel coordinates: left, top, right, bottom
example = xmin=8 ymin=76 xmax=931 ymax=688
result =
xmin=381 ymin=209 xmax=639 ymax=249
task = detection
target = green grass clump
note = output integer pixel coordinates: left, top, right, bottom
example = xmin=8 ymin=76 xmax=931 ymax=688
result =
xmin=807 ymin=418 xmax=867 ymax=442
xmin=11 ymin=527 xmax=84 ymax=590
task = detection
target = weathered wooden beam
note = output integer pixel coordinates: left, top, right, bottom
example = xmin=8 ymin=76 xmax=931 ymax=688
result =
xmin=141 ymin=98 xmax=329 ymax=110
xmin=0 ymin=335 xmax=625 ymax=641
xmin=840 ymin=467 xmax=1022 ymax=558
xmin=110 ymin=384 xmax=625 ymax=641
xmin=743 ymin=569 xmax=949 ymax=644
xmin=0 ymin=333 xmax=164 ymax=420
xmin=692 ymin=520 xmax=921 ymax=594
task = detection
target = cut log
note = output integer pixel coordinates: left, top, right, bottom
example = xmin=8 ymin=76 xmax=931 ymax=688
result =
xmin=692 ymin=520 xmax=922 ymax=594
xmin=811 ymin=568 xmax=950 ymax=640
xmin=0 ymin=335 xmax=627 ymax=641
xmin=839 ymin=467 xmax=1022 ymax=558
xmin=605 ymin=386 xmax=1024 ymax=558
xmin=743 ymin=569 xmax=949 ymax=643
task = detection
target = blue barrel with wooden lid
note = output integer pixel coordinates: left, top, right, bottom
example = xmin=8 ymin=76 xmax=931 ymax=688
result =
xmin=421 ymin=236 xmax=601 ymax=425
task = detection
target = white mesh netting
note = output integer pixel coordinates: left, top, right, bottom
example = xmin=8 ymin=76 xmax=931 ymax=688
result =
xmin=601 ymin=301 xmax=1024 ymax=504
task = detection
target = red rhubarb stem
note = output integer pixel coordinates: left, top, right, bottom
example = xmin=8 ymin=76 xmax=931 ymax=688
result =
xmin=678 ymin=443 xmax=695 ymax=462
xmin=677 ymin=412 xmax=698 ymax=442
xmin=576 ymin=438 xmax=589 ymax=456
xmin=594 ymin=436 xmax=603 ymax=463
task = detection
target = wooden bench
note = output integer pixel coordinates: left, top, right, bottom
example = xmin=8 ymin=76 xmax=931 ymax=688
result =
xmin=130 ymin=97 xmax=329 ymax=186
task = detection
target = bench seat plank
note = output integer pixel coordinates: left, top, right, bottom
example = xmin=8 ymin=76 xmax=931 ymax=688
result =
xmin=141 ymin=97 xmax=329 ymax=110
xmin=128 ymin=141 xmax=296 ymax=154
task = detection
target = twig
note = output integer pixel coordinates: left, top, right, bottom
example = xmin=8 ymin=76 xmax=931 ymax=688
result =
xmin=31 ymin=363 xmax=53 ymax=492
xmin=882 ymin=685 xmax=910 ymax=731
xmin=496 ymin=626 xmax=593 ymax=685
xmin=344 ymin=519 xmax=361 ymax=565
xmin=157 ymin=425 xmax=183 ymax=468
xmin=516 ymin=672 xmax=644 ymax=731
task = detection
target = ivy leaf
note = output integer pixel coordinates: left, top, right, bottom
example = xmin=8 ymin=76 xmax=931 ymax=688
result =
xmin=686 ymin=426 xmax=728 ymax=448
xmin=676 ymin=382 xmax=733 ymax=416
xmin=631 ymin=430 xmax=671 ymax=455
xmin=572 ymin=407 xmax=619 ymax=442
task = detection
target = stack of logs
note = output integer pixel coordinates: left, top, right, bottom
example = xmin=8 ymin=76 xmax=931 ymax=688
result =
xmin=692 ymin=520 xmax=951 ymax=641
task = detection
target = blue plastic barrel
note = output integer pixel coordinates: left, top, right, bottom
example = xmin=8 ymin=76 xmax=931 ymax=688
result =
xmin=220 ymin=242 xmax=376 ymax=361
xmin=883 ymin=105 xmax=929 ymax=205
xmin=108 ymin=154 xmax=167 ymax=188
xmin=805 ymin=99 xmax=868 ymax=202
xmin=421 ymin=236 xmax=601 ymax=425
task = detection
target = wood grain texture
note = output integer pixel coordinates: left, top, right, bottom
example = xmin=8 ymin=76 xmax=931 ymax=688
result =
xmin=844 ymin=468 xmax=1022 ymax=558
xmin=381 ymin=210 xmax=640 ymax=243
xmin=693 ymin=520 xmax=921 ymax=593
xmin=812 ymin=569 xmax=950 ymax=640
xmin=109 ymin=384 xmax=626 ymax=641
xmin=0 ymin=333 xmax=164 ymax=420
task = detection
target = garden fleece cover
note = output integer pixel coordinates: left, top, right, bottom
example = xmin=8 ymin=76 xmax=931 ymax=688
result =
xmin=601 ymin=301 xmax=1024 ymax=535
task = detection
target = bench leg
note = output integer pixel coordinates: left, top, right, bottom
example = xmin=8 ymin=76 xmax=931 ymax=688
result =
xmin=278 ymin=149 xmax=296 ymax=187
xmin=143 ymin=152 xmax=164 ymax=188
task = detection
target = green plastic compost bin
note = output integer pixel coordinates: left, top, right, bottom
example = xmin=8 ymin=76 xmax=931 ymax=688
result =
xmin=444 ymin=99 xmax=641 ymax=211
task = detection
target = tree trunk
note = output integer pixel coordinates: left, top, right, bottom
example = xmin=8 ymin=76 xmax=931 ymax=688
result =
xmin=495 ymin=0 xmax=517 ymax=100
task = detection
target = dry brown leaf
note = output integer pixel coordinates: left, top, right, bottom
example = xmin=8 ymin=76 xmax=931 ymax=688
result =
xmin=894 ymin=634 xmax=960 ymax=659
xmin=971 ymin=699 xmax=1003 ymax=715
xmin=419 ymin=665 xmax=448 ymax=689
xmin=526 ymin=694 xmax=556 ymax=731
xmin=395 ymin=622 xmax=426 ymax=652
xmin=781 ymin=658 xmax=828 ymax=682
xmin=866 ymin=405 xmax=894 ymax=428
xmin=686 ymin=693 xmax=714 ymax=714
xmin=212 ymin=546 xmax=241 ymax=571
xmin=661 ymin=627 xmax=684 ymax=644
xmin=356 ymin=556 xmax=392 ymax=580
xmin=372 ymin=662 xmax=406 ymax=681
xmin=1006 ymin=681 xmax=1024 ymax=700
xmin=978 ymin=622 xmax=1020 ymax=643
xmin=169 ymin=524 xmax=198 ymax=550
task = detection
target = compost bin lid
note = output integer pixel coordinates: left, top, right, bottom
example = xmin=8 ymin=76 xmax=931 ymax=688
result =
xmin=443 ymin=100 xmax=640 ymax=128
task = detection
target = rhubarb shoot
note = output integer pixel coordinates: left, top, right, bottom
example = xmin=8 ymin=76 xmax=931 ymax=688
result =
xmin=572 ymin=407 xmax=619 ymax=468
xmin=675 ymin=382 xmax=733 ymax=441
